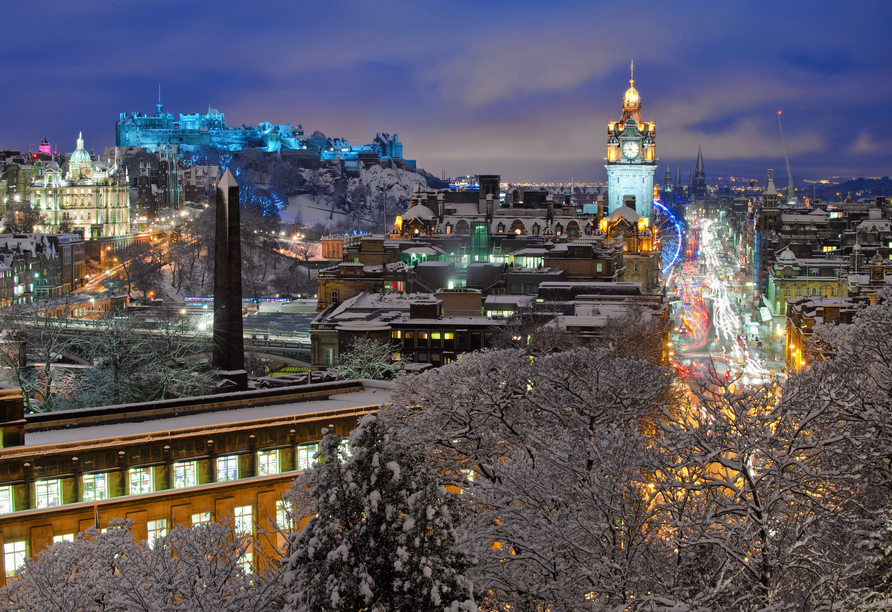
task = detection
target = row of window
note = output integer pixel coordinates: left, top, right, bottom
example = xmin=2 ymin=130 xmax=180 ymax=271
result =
xmin=0 ymin=445 xmax=319 ymax=514
xmin=781 ymin=286 xmax=839 ymax=297
xmin=2 ymin=500 xmax=294 ymax=576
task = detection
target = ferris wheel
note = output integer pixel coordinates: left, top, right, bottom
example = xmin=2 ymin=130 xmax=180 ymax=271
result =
xmin=653 ymin=200 xmax=684 ymax=275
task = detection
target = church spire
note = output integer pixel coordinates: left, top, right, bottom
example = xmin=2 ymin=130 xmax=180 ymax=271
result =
xmin=696 ymin=146 xmax=704 ymax=172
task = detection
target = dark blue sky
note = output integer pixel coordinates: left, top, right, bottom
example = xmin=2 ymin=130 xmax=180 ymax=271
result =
xmin=3 ymin=0 xmax=890 ymax=183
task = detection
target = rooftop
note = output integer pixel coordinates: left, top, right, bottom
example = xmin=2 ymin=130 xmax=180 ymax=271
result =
xmin=21 ymin=382 xmax=392 ymax=449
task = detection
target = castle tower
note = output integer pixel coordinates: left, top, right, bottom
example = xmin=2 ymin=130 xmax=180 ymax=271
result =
xmin=605 ymin=61 xmax=657 ymax=222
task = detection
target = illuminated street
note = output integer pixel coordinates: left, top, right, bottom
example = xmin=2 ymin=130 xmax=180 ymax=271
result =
xmin=668 ymin=218 xmax=777 ymax=387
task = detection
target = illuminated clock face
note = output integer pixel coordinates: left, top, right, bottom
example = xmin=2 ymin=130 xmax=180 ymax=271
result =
xmin=622 ymin=141 xmax=640 ymax=159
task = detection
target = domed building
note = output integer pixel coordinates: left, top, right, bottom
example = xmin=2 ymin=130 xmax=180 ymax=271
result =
xmin=29 ymin=132 xmax=131 ymax=240
xmin=602 ymin=195 xmax=661 ymax=291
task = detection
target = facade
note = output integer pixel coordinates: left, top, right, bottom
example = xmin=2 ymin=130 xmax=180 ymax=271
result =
xmin=29 ymin=133 xmax=131 ymax=239
xmin=310 ymin=290 xmax=505 ymax=368
xmin=180 ymin=163 xmax=220 ymax=203
xmin=784 ymin=296 xmax=867 ymax=372
xmin=767 ymin=247 xmax=848 ymax=315
xmin=605 ymin=63 xmax=657 ymax=221
xmin=0 ymin=380 xmax=388 ymax=583
xmin=0 ymin=233 xmax=86 ymax=302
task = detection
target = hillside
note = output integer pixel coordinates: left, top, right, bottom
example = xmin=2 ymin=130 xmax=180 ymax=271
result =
xmin=812 ymin=176 xmax=892 ymax=201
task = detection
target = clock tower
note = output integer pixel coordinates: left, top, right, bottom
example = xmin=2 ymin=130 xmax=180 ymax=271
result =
xmin=605 ymin=61 xmax=657 ymax=222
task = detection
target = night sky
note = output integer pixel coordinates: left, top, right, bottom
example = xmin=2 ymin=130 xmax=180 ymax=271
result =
xmin=3 ymin=0 xmax=890 ymax=184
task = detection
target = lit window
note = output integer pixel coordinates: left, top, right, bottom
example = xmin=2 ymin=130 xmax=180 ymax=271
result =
xmin=147 ymin=519 xmax=167 ymax=546
xmin=192 ymin=511 xmax=212 ymax=526
xmin=4 ymin=541 xmax=26 ymax=577
xmin=444 ymin=332 xmax=454 ymax=340
xmin=217 ymin=455 xmax=238 ymax=482
xmin=431 ymin=332 xmax=441 ymax=340
xmin=235 ymin=505 xmax=253 ymax=536
xmin=276 ymin=500 xmax=294 ymax=531
xmin=36 ymin=479 xmax=62 ymax=508
xmin=296 ymin=444 xmax=319 ymax=471
xmin=239 ymin=551 xmax=254 ymax=574
xmin=173 ymin=461 xmax=197 ymax=489
xmin=338 ymin=440 xmax=352 ymax=460
xmin=53 ymin=534 xmax=75 ymax=544
xmin=129 ymin=467 xmax=153 ymax=495
xmin=0 ymin=486 xmax=13 ymax=514
xmin=257 ymin=450 xmax=279 ymax=476
xmin=596 ymin=263 xmax=603 ymax=272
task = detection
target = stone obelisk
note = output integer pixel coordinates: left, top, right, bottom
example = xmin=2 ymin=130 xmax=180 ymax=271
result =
xmin=212 ymin=169 xmax=247 ymax=390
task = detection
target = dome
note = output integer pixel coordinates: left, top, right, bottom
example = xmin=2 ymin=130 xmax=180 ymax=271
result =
xmin=623 ymin=82 xmax=640 ymax=109
xmin=777 ymin=247 xmax=797 ymax=263
xmin=640 ymin=228 xmax=652 ymax=237
xmin=69 ymin=132 xmax=91 ymax=165
xmin=606 ymin=205 xmax=641 ymax=224
xmin=402 ymin=205 xmax=436 ymax=221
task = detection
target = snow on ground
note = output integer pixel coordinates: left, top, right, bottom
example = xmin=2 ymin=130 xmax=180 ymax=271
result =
xmin=281 ymin=194 xmax=369 ymax=226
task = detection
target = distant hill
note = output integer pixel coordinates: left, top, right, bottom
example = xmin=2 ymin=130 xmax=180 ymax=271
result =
xmin=811 ymin=176 xmax=892 ymax=201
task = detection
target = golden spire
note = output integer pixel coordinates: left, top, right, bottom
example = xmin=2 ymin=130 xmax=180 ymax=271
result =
xmin=623 ymin=60 xmax=640 ymax=110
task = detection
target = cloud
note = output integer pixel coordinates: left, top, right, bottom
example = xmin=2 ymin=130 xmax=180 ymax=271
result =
xmin=425 ymin=7 xmax=673 ymax=107
xmin=848 ymin=131 xmax=882 ymax=155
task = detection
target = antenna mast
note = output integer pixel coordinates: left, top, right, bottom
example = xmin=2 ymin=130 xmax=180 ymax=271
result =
xmin=777 ymin=111 xmax=796 ymax=204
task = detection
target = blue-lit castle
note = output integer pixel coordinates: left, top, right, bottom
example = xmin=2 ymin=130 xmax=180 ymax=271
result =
xmin=116 ymin=100 xmax=409 ymax=164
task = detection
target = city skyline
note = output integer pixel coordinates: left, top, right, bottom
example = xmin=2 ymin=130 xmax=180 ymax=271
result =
xmin=2 ymin=0 xmax=890 ymax=183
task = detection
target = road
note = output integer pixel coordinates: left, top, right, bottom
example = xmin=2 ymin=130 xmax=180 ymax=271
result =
xmin=667 ymin=218 xmax=777 ymax=388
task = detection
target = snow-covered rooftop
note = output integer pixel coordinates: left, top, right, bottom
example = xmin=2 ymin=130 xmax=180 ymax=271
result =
xmin=25 ymin=386 xmax=392 ymax=447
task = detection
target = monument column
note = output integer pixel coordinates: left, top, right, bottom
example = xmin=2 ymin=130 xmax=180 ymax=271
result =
xmin=212 ymin=169 xmax=247 ymax=390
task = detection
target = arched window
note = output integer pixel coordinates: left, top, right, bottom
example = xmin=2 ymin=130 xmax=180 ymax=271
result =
xmin=532 ymin=223 xmax=540 ymax=236
xmin=510 ymin=219 xmax=526 ymax=235
xmin=584 ymin=223 xmax=593 ymax=235
xmin=331 ymin=290 xmax=339 ymax=305
xmin=455 ymin=220 xmax=470 ymax=234
xmin=555 ymin=223 xmax=563 ymax=236
xmin=497 ymin=223 xmax=505 ymax=233
xmin=445 ymin=222 xmax=452 ymax=235
xmin=567 ymin=221 xmax=580 ymax=238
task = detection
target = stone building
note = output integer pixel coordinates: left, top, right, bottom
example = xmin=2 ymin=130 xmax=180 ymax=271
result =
xmin=310 ymin=290 xmax=505 ymax=368
xmin=29 ymin=133 xmax=131 ymax=239
xmin=0 ymin=233 xmax=86 ymax=301
xmin=784 ymin=296 xmax=868 ymax=372
xmin=766 ymin=247 xmax=849 ymax=316
xmin=0 ymin=380 xmax=389 ymax=583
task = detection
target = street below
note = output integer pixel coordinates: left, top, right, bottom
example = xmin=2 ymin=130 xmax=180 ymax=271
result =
xmin=667 ymin=218 xmax=781 ymax=388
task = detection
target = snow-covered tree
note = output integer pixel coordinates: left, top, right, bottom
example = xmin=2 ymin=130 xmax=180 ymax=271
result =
xmin=467 ymin=425 xmax=665 ymax=612
xmin=329 ymin=337 xmax=404 ymax=381
xmin=283 ymin=415 xmax=476 ymax=612
xmin=0 ymin=519 xmax=284 ymax=612
xmin=382 ymin=347 xmax=680 ymax=483
xmin=649 ymin=382 xmax=872 ymax=612
xmin=809 ymin=288 xmax=892 ymax=489
xmin=0 ymin=297 xmax=87 ymax=412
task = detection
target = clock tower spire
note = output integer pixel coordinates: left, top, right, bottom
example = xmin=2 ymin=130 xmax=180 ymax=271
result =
xmin=605 ymin=61 xmax=657 ymax=222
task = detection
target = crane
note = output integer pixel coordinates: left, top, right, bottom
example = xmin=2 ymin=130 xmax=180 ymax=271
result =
xmin=777 ymin=111 xmax=796 ymax=204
